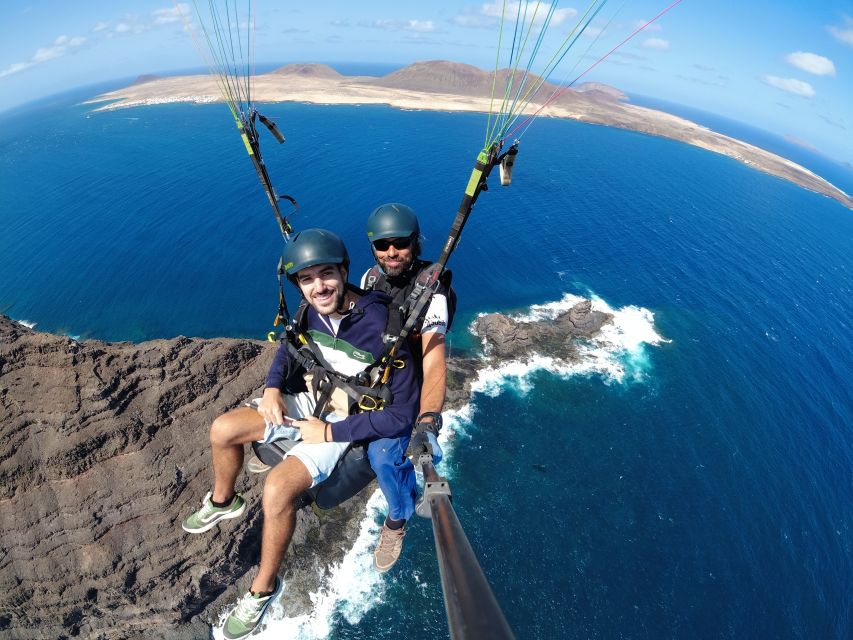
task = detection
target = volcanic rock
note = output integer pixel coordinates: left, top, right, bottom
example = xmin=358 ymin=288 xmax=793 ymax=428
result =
xmin=471 ymin=299 xmax=611 ymax=360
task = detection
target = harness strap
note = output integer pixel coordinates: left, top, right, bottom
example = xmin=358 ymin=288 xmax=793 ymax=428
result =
xmin=283 ymin=311 xmax=395 ymax=413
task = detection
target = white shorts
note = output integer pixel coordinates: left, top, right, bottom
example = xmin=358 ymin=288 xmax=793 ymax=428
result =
xmin=247 ymin=393 xmax=349 ymax=488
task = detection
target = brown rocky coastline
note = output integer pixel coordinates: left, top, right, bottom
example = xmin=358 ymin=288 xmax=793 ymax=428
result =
xmin=0 ymin=301 xmax=609 ymax=638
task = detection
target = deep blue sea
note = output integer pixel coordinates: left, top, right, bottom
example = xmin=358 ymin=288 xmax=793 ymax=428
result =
xmin=629 ymin=94 xmax=853 ymax=197
xmin=1 ymin=87 xmax=851 ymax=639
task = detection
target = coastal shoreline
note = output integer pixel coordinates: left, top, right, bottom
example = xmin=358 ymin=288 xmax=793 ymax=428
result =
xmin=86 ymin=62 xmax=853 ymax=211
xmin=0 ymin=294 xmax=619 ymax=637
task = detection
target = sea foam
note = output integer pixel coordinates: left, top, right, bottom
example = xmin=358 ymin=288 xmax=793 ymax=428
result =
xmin=472 ymin=292 xmax=667 ymax=396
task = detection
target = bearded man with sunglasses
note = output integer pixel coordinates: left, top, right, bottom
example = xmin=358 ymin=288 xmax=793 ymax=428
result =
xmin=361 ymin=203 xmax=453 ymax=572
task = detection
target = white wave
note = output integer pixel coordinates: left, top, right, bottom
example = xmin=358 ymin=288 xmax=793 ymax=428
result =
xmin=16 ymin=319 xmax=37 ymax=329
xmin=247 ymin=489 xmax=387 ymax=639
xmin=471 ymin=291 xmax=668 ymax=394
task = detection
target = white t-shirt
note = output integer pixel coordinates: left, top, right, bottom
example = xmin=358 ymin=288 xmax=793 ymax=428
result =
xmin=360 ymin=269 xmax=448 ymax=336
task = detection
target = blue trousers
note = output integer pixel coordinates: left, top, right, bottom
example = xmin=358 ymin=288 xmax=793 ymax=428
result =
xmin=367 ymin=435 xmax=416 ymax=522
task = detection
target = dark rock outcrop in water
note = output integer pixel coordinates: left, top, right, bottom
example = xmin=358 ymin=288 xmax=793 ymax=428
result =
xmin=472 ymin=300 xmax=610 ymax=360
xmin=0 ymin=301 xmax=609 ymax=638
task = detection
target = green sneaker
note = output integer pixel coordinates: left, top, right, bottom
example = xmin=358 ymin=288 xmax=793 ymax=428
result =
xmin=181 ymin=491 xmax=246 ymax=534
xmin=222 ymin=577 xmax=282 ymax=639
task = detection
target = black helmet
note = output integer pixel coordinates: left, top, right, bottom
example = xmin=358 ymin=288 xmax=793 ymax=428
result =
xmin=282 ymin=228 xmax=349 ymax=277
xmin=366 ymin=203 xmax=420 ymax=241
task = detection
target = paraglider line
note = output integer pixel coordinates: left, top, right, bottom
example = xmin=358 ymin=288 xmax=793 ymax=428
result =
xmin=502 ymin=0 xmax=685 ymax=142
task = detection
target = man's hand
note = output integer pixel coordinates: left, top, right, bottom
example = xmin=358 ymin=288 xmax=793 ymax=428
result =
xmin=293 ymin=415 xmax=330 ymax=444
xmin=409 ymin=413 xmax=444 ymax=465
xmin=257 ymin=387 xmax=289 ymax=426
xmin=409 ymin=431 xmax=443 ymax=465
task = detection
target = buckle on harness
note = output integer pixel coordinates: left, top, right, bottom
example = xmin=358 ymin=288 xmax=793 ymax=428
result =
xmin=358 ymin=395 xmax=385 ymax=411
xmin=380 ymin=356 xmax=406 ymax=369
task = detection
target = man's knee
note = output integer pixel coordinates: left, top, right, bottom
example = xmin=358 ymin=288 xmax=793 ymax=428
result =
xmin=210 ymin=407 xmax=262 ymax=447
xmin=368 ymin=437 xmax=409 ymax=471
xmin=262 ymin=458 xmax=311 ymax=516
xmin=209 ymin=413 xmax=237 ymax=447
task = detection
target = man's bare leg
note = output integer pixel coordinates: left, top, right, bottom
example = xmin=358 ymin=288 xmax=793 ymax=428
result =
xmin=250 ymin=456 xmax=313 ymax=594
xmin=209 ymin=406 xmax=266 ymax=503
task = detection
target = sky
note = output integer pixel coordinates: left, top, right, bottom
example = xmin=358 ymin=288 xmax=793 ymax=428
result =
xmin=1 ymin=1 xmax=852 ymax=165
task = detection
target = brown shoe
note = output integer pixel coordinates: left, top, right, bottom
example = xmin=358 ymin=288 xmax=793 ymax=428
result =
xmin=373 ymin=524 xmax=406 ymax=572
xmin=247 ymin=455 xmax=271 ymax=474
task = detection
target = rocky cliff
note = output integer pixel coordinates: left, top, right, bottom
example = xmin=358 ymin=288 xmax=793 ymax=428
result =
xmin=0 ymin=301 xmax=610 ymax=638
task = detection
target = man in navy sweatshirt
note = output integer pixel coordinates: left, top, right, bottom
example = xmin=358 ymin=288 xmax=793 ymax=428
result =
xmin=181 ymin=229 xmax=418 ymax=640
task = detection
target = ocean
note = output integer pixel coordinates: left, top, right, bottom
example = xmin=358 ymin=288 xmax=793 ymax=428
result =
xmin=1 ymin=89 xmax=851 ymax=639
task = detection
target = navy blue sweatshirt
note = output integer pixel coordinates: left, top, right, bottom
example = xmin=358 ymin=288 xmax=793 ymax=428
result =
xmin=265 ymin=290 xmax=419 ymax=442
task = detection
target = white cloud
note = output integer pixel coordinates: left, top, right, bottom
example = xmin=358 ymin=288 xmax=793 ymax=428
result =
xmin=762 ymin=75 xmax=815 ymax=98
xmin=153 ymin=4 xmax=189 ymax=25
xmin=784 ymin=51 xmax=835 ymax=76
xmin=111 ymin=6 xmax=189 ymax=36
xmin=0 ymin=62 xmax=34 ymax=78
xmin=0 ymin=4 xmax=189 ymax=80
xmin=454 ymin=2 xmax=577 ymax=29
xmin=451 ymin=14 xmax=495 ymax=29
xmin=633 ymin=19 xmax=662 ymax=32
xmin=371 ymin=19 xmax=439 ymax=33
xmin=827 ymin=15 xmax=853 ymax=45
xmin=32 ymin=46 xmax=64 ymax=63
xmin=406 ymin=20 xmax=438 ymax=33
xmin=641 ymin=37 xmax=669 ymax=51
xmin=0 ymin=35 xmax=87 ymax=79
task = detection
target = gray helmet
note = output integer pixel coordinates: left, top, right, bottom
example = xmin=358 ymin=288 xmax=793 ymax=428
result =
xmin=282 ymin=228 xmax=349 ymax=277
xmin=366 ymin=203 xmax=420 ymax=241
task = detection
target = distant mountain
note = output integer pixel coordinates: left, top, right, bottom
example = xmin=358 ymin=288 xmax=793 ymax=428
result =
xmin=363 ymin=60 xmax=561 ymax=100
xmin=361 ymin=60 xmax=495 ymax=95
xmin=131 ymin=74 xmax=160 ymax=85
xmin=574 ymin=82 xmax=627 ymax=102
xmin=271 ymin=63 xmax=343 ymax=78
xmin=361 ymin=60 xmax=627 ymax=111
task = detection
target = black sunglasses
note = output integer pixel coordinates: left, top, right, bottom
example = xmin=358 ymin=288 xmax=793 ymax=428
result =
xmin=372 ymin=236 xmax=413 ymax=251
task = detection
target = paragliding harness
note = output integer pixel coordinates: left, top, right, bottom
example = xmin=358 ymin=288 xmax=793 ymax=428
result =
xmin=253 ymin=291 xmax=405 ymax=510
xmin=363 ymin=259 xmax=457 ymax=377
xmin=281 ymin=294 xmax=398 ymax=414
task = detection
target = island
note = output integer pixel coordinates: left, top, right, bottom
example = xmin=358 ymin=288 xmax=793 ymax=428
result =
xmin=86 ymin=61 xmax=853 ymax=211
